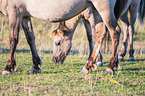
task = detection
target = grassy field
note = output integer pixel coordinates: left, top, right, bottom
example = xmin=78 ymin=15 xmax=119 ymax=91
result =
xmin=0 ymin=53 xmax=145 ymax=95
xmin=0 ymin=16 xmax=145 ymax=95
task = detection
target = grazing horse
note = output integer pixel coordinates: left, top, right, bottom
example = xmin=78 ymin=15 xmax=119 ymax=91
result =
xmin=53 ymin=0 xmax=121 ymax=74
xmin=0 ymin=0 xmax=95 ymax=75
xmin=1 ymin=0 xmax=122 ymax=75
xmin=118 ymin=0 xmax=145 ymax=61
xmin=52 ymin=7 xmax=103 ymax=66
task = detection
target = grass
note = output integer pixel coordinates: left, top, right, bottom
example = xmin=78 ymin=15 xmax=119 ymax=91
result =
xmin=0 ymin=52 xmax=145 ymax=95
xmin=0 ymin=16 xmax=145 ymax=95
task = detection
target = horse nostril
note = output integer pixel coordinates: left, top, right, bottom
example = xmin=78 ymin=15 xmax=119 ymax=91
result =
xmin=52 ymin=56 xmax=64 ymax=64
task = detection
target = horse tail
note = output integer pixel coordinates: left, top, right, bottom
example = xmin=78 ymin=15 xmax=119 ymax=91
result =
xmin=138 ymin=0 xmax=145 ymax=25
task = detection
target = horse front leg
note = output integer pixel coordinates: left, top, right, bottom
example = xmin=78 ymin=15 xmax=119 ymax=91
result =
xmin=96 ymin=51 xmax=103 ymax=66
xmin=82 ymin=13 xmax=103 ymax=67
xmin=22 ymin=16 xmax=42 ymax=74
xmin=82 ymin=18 xmax=94 ymax=60
xmin=2 ymin=8 xmax=23 ymax=75
xmin=80 ymin=22 xmax=106 ymax=73
xmin=118 ymin=12 xmax=130 ymax=60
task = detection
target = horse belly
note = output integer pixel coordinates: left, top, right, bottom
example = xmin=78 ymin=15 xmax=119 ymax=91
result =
xmin=25 ymin=0 xmax=88 ymax=22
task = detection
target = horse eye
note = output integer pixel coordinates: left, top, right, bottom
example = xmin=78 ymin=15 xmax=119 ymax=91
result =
xmin=55 ymin=40 xmax=63 ymax=46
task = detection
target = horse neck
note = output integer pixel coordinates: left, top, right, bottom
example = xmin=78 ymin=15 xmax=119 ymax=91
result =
xmin=65 ymin=14 xmax=83 ymax=36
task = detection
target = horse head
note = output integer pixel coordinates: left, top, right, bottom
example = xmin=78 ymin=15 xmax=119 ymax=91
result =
xmin=52 ymin=22 xmax=73 ymax=64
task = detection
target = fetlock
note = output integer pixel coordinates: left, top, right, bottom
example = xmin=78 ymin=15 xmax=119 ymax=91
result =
xmin=5 ymin=59 xmax=16 ymax=72
xmin=108 ymin=57 xmax=119 ymax=70
xmin=119 ymin=49 xmax=126 ymax=57
xmin=129 ymin=49 xmax=134 ymax=57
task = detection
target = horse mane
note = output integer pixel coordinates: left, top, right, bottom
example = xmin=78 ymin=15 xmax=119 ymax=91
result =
xmin=58 ymin=22 xmax=69 ymax=32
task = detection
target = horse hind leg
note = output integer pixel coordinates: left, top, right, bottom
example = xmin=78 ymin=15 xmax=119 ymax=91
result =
xmin=22 ymin=16 xmax=42 ymax=74
xmin=2 ymin=8 xmax=23 ymax=76
xmin=96 ymin=51 xmax=103 ymax=66
xmin=96 ymin=27 xmax=109 ymax=67
xmin=82 ymin=9 xmax=104 ymax=67
xmin=118 ymin=12 xmax=130 ymax=60
xmin=82 ymin=18 xmax=103 ymax=67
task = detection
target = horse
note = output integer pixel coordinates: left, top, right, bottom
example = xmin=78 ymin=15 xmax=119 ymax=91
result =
xmin=0 ymin=0 xmax=95 ymax=75
xmin=81 ymin=0 xmax=145 ymax=74
xmin=52 ymin=0 xmax=121 ymax=74
xmin=117 ymin=0 xmax=145 ymax=61
xmin=52 ymin=0 xmax=145 ymax=74
xmin=51 ymin=7 xmax=103 ymax=66
xmin=1 ymin=0 xmax=122 ymax=75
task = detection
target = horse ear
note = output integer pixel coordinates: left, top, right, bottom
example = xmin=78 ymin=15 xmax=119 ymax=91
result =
xmin=57 ymin=29 xmax=64 ymax=36
xmin=51 ymin=29 xmax=58 ymax=36
xmin=51 ymin=29 xmax=64 ymax=36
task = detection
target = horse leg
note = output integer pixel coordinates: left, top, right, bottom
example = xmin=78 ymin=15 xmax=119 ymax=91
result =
xmin=104 ymin=25 xmax=121 ymax=75
xmin=96 ymin=27 xmax=109 ymax=67
xmin=82 ymin=17 xmax=103 ymax=66
xmin=83 ymin=7 xmax=104 ymax=67
xmin=94 ymin=0 xmax=121 ymax=75
xmin=82 ymin=18 xmax=94 ymax=60
xmin=128 ymin=2 xmax=139 ymax=61
xmin=96 ymin=51 xmax=103 ymax=66
xmin=118 ymin=12 xmax=130 ymax=60
xmin=80 ymin=22 xmax=106 ymax=73
xmin=2 ymin=8 xmax=23 ymax=75
xmin=22 ymin=16 xmax=42 ymax=74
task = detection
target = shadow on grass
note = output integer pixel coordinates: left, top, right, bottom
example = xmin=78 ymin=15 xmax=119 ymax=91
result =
xmin=0 ymin=49 xmax=53 ymax=54
xmin=121 ymin=58 xmax=145 ymax=62
xmin=119 ymin=58 xmax=145 ymax=66
xmin=121 ymin=67 xmax=145 ymax=71
xmin=134 ymin=32 xmax=145 ymax=41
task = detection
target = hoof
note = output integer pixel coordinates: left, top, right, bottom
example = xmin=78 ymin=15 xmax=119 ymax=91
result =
xmin=40 ymin=59 xmax=43 ymax=67
xmin=96 ymin=61 xmax=103 ymax=66
xmin=129 ymin=57 xmax=134 ymax=61
xmin=92 ymin=64 xmax=97 ymax=71
xmin=103 ymin=68 xmax=114 ymax=76
xmin=80 ymin=67 xmax=88 ymax=73
xmin=30 ymin=68 xmax=41 ymax=74
xmin=118 ymin=56 xmax=124 ymax=60
xmin=117 ymin=63 xmax=120 ymax=71
xmin=2 ymin=71 xmax=11 ymax=76
xmin=85 ymin=60 xmax=88 ymax=65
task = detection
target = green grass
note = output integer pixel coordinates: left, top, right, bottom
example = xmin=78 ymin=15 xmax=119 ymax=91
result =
xmin=0 ymin=53 xmax=145 ymax=95
xmin=0 ymin=16 xmax=145 ymax=95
